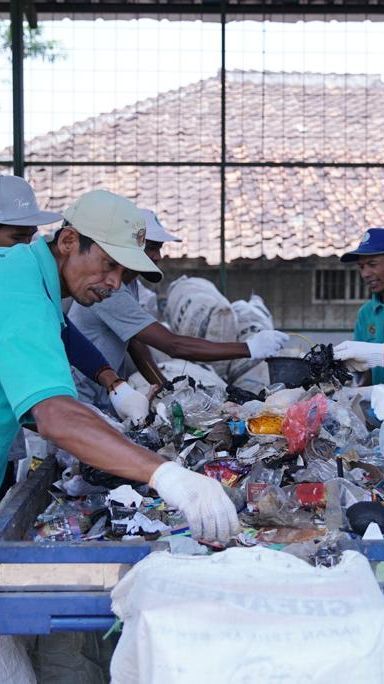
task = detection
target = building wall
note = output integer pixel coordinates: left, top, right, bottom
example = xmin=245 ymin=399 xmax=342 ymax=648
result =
xmin=156 ymin=254 xmax=363 ymax=333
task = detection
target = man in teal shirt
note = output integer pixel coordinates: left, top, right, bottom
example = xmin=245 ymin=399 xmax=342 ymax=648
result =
xmin=0 ymin=186 xmax=238 ymax=543
xmin=334 ymin=228 xmax=384 ymax=385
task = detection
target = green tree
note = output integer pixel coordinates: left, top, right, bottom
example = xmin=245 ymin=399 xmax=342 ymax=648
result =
xmin=0 ymin=21 xmax=65 ymax=62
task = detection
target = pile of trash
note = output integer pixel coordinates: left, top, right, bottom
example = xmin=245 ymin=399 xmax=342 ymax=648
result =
xmin=28 ymin=362 xmax=384 ymax=566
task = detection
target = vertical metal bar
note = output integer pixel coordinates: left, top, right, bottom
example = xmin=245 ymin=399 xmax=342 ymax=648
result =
xmin=219 ymin=2 xmax=227 ymax=295
xmin=11 ymin=0 xmax=24 ymax=177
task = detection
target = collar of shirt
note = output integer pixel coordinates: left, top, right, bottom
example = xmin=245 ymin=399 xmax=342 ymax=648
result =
xmin=30 ymin=237 xmax=65 ymax=328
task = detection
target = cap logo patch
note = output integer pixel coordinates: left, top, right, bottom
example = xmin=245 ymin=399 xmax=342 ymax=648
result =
xmin=361 ymin=232 xmax=371 ymax=244
xmin=14 ymin=198 xmax=30 ymax=209
xmin=132 ymin=227 xmax=146 ymax=247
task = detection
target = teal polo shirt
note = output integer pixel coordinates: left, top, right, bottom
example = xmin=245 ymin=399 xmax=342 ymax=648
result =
xmin=354 ymin=294 xmax=384 ymax=385
xmin=0 ymin=238 xmax=77 ymax=486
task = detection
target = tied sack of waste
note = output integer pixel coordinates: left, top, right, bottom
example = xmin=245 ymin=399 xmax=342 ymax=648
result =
xmin=164 ymin=276 xmax=237 ymax=377
xmin=110 ymin=547 xmax=384 ymax=684
xmin=228 ymin=294 xmax=274 ymax=390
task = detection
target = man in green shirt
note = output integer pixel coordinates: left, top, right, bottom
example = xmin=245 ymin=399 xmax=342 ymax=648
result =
xmin=0 ymin=184 xmax=238 ymax=543
xmin=334 ymin=228 xmax=384 ymax=384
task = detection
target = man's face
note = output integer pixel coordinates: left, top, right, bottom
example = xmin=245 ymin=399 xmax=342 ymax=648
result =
xmin=56 ymin=230 xmax=125 ymax=306
xmin=145 ymin=240 xmax=163 ymax=265
xmin=0 ymin=225 xmax=37 ymax=246
xmin=358 ymin=254 xmax=384 ymax=296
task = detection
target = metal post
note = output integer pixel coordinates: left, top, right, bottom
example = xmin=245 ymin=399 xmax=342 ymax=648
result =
xmin=219 ymin=3 xmax=227 ymax=295
xmin=11 ymin=0 xmax=24 ymax=177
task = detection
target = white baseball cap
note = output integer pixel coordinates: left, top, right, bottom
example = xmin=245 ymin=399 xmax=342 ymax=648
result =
xmin=0 ymin=175 xmax=62 ymax=226
xmin=63 ymin=190 xmax=163 ymax=283
xmin=141 ymin=208 xmax=182 ymax=243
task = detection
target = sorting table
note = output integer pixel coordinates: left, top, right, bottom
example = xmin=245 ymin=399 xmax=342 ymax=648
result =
xmin=0 ymin=456 xmax=154 ymax=634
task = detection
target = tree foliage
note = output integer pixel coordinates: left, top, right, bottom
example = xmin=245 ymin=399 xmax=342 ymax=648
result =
xmin=0 ymin=21 xmax=65 ymax=62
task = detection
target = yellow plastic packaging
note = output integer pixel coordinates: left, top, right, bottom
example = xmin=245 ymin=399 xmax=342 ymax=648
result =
xmin=247 ymin=414 xmax=283 ymax=435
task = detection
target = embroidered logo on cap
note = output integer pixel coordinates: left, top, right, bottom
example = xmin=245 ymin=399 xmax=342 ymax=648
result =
xmin=361 ymin=232 xmax=371 ymax=244
xmin=132 ymin=227 xmax=146 ymax=247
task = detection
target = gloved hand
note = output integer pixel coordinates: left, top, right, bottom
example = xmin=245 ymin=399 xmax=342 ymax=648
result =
xmin=333 ymin=341 xmax=384 ymax=372
xmin=371 ymin=385 xmax=384 ymax=421
xmin=109 ymin=381 xmax=149 ymax=425
xmin=246 ymin=330 xmax=289 ymax=361
xmin=150 ymin=461 xmax=240 ymax=542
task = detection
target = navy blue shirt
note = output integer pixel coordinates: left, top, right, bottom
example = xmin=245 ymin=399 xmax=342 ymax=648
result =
xmin=62 ymin=316 xmax=109 ymax=382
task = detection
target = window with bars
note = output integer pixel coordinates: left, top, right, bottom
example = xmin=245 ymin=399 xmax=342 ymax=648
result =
xmin=314 ymin=269 xmax=369 ymax=302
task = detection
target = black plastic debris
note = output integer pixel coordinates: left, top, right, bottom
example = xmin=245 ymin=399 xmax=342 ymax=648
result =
xmin=302 ymin=344 xmax=352 ymax=388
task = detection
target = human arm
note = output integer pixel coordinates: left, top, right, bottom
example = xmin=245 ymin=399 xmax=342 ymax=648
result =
xmin=31 ymin=397 xmax=239 ymax=541
xmin=62 ymin=315 xmax=119 ymax=387
xmin=134 ymin=322 xmax=288 ymax=363
xmin=62 ymin=316 xmax=149 ymax=422
xmin=128 ymin=336 xmax=167 ymax=385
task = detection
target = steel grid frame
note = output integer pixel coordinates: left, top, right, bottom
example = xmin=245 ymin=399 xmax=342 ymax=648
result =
xmin=5 ymin=1 xmax=384 ymax=291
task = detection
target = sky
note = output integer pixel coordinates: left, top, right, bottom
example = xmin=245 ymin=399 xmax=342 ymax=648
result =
xmin=1 ymin=17 xmax=384 ymax=150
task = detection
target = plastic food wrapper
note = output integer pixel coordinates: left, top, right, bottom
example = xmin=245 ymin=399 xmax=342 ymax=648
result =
xmin=247 ymin=414 xmax=283 ymax=435
xmin=107 ymin=485 xmax=143 ymax=509
xmin=293 ymin=459 xmax=338 ymax=483
xmin=204 ymin=459 xmax=251 ymax=487
xmin=263 ymin=387 xmax=306 ymax=413
xmin=116 ymin=512 xmax=171 ymax=537
xmin=282 ymin=393 xmax=328 ymax=453
xmin=321 ymin=399 xmax=368 ymax=448
xmin=161 ymin=382 xmax=226 ymax=429
xmin=33 ymin=514 xmax=84 ymax=542
xmin=242 ymin=484 xmax=324 ymax=528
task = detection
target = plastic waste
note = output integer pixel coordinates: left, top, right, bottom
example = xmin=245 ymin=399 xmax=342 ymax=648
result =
xmin=282 ymin=393 xmax=328 ymax=453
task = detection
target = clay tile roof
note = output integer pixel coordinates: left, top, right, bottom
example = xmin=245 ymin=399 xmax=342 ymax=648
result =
xmin=2 ymin=69 xmax=384 ymax=264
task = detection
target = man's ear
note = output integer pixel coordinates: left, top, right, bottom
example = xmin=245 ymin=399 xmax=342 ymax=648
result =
xmin=56 ymin=226 xmax=80 ymax=255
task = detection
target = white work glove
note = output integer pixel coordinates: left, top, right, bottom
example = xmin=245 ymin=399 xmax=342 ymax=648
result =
xmin=150 ymin=461 xmax=240 ymax=542
xmin=333 ymin=341 xmax=384 ymax=372
xmin=371 ymin=385 xmax=384 ymax=421
xmin=246 ymin=330 xmax=289 ymax=361
xmin=109 ymin=382 xmax=149 ymax=426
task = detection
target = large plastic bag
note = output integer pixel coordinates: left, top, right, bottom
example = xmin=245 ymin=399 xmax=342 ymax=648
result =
xmin=164 ymin=276 xmax=237 ymax=377
xmin=110 ymin=547 xmax=384 ymax=684
xmin=128 ymin=359 xmax=226 ymax=395
xmin=0 ymin=636 xmax=36 ymax=684
xmin=282 ymin=393 xmax=328 ymax=453
xmin=228 ymin=294 xmax=273 ymax=384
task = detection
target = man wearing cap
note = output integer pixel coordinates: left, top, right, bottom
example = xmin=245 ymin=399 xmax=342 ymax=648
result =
xmin=333 ymin=228 xmax=384 ymax=383
xmin=68 ymin=207 xmax=289 ymax=411
xmin=0 ymin=176 xmax=154 ymax=498
xmin=0 ymin=186 xmax=238 ymax=543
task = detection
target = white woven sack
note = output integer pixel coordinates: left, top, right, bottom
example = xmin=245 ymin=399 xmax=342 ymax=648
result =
xmin=164 ymin=277 xmax=237 ymax=378
xmin=110 ymin=547 xmax=384 ymax=684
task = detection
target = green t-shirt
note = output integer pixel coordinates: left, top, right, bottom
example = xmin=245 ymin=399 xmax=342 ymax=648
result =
xmin=354 ymin=294 xmax=384 ymax=385
xmin=0 ymin=238 xmax=77 ymax=485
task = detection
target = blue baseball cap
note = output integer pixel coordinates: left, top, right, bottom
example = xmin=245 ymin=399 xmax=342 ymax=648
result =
xmin=341 ymin=228 xmax=384 ymax=262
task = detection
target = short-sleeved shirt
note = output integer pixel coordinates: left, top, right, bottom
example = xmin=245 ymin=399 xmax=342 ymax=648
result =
xmin=354 ymin=294 xmax=384 ymax=385
xmin=0 ymin=238 xmax=77 ymax=485
xmin=68 ymin=282 xmax=155 ymax=408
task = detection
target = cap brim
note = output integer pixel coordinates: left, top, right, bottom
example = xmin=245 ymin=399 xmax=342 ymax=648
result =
xmin=0 ymin=210 xmax=62 ymax=227
xmin=95 ymin=239 xmax=163 ymax=283
xmin=340 ymin=249 xmax=384 ymax=263
xmin=146 ymin=227 xmax=182 ymax=243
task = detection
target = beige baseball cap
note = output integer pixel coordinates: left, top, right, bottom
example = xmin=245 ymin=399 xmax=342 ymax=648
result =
xmin=63 ymin=190 xmax=163 ymax=283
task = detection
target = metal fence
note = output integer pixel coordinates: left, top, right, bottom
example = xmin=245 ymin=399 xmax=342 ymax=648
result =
xmin=2 ymin=6 xmax=384 ymax=294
